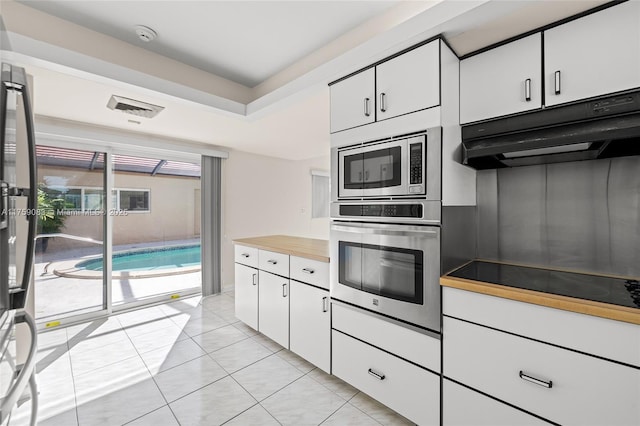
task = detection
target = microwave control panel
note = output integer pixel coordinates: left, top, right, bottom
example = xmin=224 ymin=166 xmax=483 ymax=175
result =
xmin=409 ymin=142 xmax=423 ymax=185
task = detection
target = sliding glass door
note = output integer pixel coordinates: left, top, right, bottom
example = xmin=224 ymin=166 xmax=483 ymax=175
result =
xmin=34 ymin=146 xmax=107 ymax=323
xmin=33 ymin=145 xmax=202 ymax=326
xmin=111 ymin=154 xmax=201 ymax=308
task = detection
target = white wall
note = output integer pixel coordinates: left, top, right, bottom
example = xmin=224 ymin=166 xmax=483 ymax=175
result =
xmin=221 ymin=149 xmax=330 ymax=288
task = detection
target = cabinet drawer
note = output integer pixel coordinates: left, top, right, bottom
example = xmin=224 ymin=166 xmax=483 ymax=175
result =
xmin=332 ymin=303 xmax=440 ymax=372
xmin=332 ymin=330 xmax=439 ymax=425
xmin=443 ymin=287 xmax=640 ymax=367
xmin=443 ymin=379 xmax=552 ymax=426
xmin=443 ymin=317 xmax=640 ymax=426
xmin=258 ymin=250 xmax=289 ymax=277
xmin=290 ymin=256 xmax=328 ymax=290
xmin=234 ymin=245 xmax=258 ymax=267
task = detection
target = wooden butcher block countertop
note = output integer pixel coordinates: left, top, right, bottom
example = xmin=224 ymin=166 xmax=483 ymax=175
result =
xmin=234 ymin=235 xmax=330 ymax=263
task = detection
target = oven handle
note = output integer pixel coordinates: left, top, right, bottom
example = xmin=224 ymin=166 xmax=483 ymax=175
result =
xmin=332 ymin=224 xmax=437 ymax=237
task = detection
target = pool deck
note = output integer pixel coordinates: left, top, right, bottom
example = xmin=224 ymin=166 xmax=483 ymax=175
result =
xmin=34 ymin=239 xmax=202 ymax=322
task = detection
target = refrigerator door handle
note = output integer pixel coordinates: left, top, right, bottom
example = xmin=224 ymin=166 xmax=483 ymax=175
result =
xmin=0 ymin=311 xmax=38 ymax=425
xmin=11 ymin=72 xmax=37 ymax=310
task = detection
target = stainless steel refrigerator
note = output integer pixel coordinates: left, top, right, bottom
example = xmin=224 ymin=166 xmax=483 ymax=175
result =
xmin=0 ymin=63 xmax=38 ymax=426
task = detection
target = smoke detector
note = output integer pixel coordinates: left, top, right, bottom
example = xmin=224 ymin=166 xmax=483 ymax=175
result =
xmin=134 ymin=25 xmax=157 ymax=42
xmin=107 ymin=95 xmax=164 ymax=118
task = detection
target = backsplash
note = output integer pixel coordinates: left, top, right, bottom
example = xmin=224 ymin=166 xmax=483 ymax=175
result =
xmin=476 ymin=156 xmax=640 ymax=278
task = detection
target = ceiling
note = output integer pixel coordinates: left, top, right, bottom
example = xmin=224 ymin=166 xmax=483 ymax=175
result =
xmin=15 ymin=0 xmax=397 ymax=88
xmin=2 ymin=0 xmax=610 ymax=161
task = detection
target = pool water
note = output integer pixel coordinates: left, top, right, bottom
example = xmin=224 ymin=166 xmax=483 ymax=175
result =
xmin=77 ymin=245 xmax=201 ymax=272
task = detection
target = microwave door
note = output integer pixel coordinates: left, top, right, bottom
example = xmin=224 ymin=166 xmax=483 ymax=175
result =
xmin=338 ymin=149 xmax=364 ymax=198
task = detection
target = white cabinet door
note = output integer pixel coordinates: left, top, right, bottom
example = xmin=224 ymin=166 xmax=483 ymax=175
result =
xmin=443 ymin=379 xmax=551 ymax=426
xmin=544 ymin=1 xmax=640 ymax=106
xmin=460 ymin=34 xmax=542 ymax=124
xmin=289 ymin=281 xmax=330 ymax=373
xmin=330 ymin=68 xmax=375 ymax=133
xmin=376 ymin=40 xmax=440 ymax=121
xmin=234 ymin=263 xmax=258 ymax=330
xmin=444 ymin=317 xmax=640 ymax=426
xmin=258 ymin=270 xmax=289 ymax=348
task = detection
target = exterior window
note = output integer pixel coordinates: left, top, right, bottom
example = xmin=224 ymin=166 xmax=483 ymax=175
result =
xmin=84 ymin=189 xmax=103 ymax=211
xmin=311 ymin=171 xmax=330 ymax=219
xmin=119 ymin=190 xmax=150 ymax=212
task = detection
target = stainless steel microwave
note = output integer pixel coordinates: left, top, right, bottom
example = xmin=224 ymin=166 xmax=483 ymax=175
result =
xmin=331 ymin=128 xmax=441 ymax=200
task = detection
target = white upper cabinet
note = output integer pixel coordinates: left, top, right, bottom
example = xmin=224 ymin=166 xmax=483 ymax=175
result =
xmin=330 ymin=40 xmax=440 ymax=133
xmin=376 ymin=41 xmax=440 ymax=121
xmin=460 ymin=34 xmax=542 ymax=124
xmin=330 ymin=68 xmax=375 ymax=133
xmin=544 ymin=1 xmax=640 ymax=107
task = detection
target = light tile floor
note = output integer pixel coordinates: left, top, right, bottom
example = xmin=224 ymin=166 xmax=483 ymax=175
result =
xmin=9 ymin=292 xmax=414 ymax=426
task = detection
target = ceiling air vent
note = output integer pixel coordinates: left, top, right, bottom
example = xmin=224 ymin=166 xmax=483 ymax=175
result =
xmin=107 ymin=95 xmax=164 ymax=118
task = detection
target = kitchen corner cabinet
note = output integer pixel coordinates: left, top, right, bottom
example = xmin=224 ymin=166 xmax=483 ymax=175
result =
xmin=543 ymin=0 xmax=640 ymax=107
xmin=234 ymin=240 xmax=330 ymax=371
xmin=258 ymin=270 xmax=289 ymax=348
xmin=330 ymin=40 xmax=440 ymax=133
xmin=460 ymin=34 xmax=541 ymax=124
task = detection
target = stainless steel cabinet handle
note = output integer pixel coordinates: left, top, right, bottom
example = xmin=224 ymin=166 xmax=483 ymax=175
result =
xmin=252 ymin=273 xmax=257 ymax=286
xmin=519 ymin=370 xmax=553 ymax=388
xmin=379 ymin=93 xmax=387 ymax=112
xmin=368 ymin=368 xmax=385 ymax=380
xmin=364 ymin=97 xmax=371 ymax=117
xmin=241 ymin=253 xmax=250 ymax=258
xmin=322 ymin=296 xmax=328 ymax=312
xmin=554 ymin=71 xmax=561 ymax=95
xmin=267 ymin=259 xmax=278 ymax=265
xmin=332 ymin=224 xmax=437 ymax=237
xmin=364 ymin=170 xmax=369 ymax=181
xmin=302 ymin=268 xmax=315 ymax=274
xmin=524 ymin=78 xmax=531 ymax=102
xmin=282 ymin=283 xmax=287 ymax=297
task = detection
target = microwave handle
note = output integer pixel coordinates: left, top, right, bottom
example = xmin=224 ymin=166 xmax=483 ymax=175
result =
xmin=332 ymin=224 xmax=437 ymax=237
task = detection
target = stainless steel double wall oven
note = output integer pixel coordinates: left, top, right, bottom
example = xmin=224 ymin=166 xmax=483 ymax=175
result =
xmin=330 ymin=128 xmax=443 ymax=332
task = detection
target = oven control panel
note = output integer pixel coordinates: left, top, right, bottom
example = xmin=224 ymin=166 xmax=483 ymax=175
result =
xmin=339 ymin=204 xmax=423 ymax=218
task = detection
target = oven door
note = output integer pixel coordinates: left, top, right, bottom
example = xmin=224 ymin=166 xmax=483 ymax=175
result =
xmin=330 ymin=221 xmax=440 ymax=331
xmin=338 ymin=138 xmax=410 ymax=198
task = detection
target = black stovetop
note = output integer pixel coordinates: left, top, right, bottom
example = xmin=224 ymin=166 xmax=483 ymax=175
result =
xmin=448 ymin=261 xmax=640 ymax=309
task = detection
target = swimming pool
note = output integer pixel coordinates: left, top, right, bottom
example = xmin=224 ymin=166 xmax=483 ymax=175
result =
xmin=77 ymin=245 xmax=201 ymax=271
xmin=52 ymin=244 xmax=202 ymax=279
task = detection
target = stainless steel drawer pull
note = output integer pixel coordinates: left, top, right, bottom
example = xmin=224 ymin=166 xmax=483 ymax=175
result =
xmin=524 ymin=78 xmax=531 ymax=102
xmin=554 ymin=70 xmax=561 ymax=95
xmin=241 ymin=253 xmax=250 ymax=258
xmin=379 ymin=93 xmax=387 ymax=112
xmin=322 ymin=296 xmax=328 ymax=312
xmin=364 ymin=98 xmax=371 ymax=117
xmin=282 ymin=283 xmax=287 ymax=297
xmin=252 ymin=273 xmax=257 ymax=286
xmin=519 ymin=370 xmax=552 ymax=388
xmin=267 ymin=259 xmax=278 ymax=265
xmin=368 ymin=368 xmax=385 ymax=381
xmin=302 ymin=268 xmax=315 ymax=274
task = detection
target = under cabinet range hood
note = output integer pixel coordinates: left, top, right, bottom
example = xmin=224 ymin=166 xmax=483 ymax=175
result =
xmin=462 ymin=90 xmax=640 ymax=169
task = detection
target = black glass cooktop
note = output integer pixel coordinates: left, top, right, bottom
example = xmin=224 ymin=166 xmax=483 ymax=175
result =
xmin=449 ymin=261 xmax=640 ymax=309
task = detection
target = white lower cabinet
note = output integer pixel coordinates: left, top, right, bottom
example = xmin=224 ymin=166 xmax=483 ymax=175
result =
xmin=289 ymin=280 xmax=330 ymax=372
xmin=234 ymin=263 xmax=258 ymax=330
xmin=258 ymin=270 xmax=289 ymax=348
xmin=332 ymin=330 xmax=440 ymax=425
xmin=443 ymin=379 xmax=551 ymax=426
xmin=443 ymin=315 xmax=640 ymax=426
